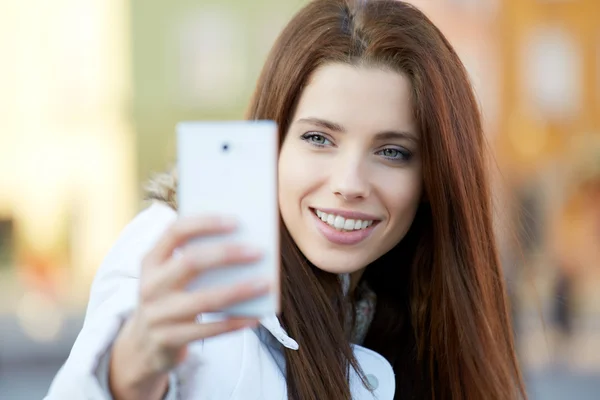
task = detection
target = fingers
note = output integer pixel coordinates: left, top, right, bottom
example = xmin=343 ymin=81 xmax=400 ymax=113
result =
xmin=133 ymin=215 xmax=272 ymax=371
xmin=146 ymin=216 xmax=237 ymax=265
xmin=147 ymin=279 xmax=271 ymax=323
xmin=143 ymin=243 xmax=263 ymax=297
xmin=154 ymin=318 xmax=260 ymax=350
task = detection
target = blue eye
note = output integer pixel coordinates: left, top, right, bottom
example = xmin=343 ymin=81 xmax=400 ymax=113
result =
xmin=301 ymin=132 xmax=332 ymax=147
xmin=377 ymin=147 xmax=411 ymax=161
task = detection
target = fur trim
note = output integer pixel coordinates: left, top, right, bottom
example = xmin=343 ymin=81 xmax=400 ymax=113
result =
xmin=145 ymin=168 xmax=178 ymax=210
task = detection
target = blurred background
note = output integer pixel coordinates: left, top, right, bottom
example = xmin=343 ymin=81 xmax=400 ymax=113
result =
xmin=0 ymin=0 xmax=598 ymax=398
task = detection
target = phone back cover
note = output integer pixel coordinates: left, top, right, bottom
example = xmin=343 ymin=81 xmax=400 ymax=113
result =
xmin=177 ymin=120 xmax=279 ymax=317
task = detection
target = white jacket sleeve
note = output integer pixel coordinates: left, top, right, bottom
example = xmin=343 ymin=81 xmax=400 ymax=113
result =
xmin=44 ymin=203 xmax=179 ymax=400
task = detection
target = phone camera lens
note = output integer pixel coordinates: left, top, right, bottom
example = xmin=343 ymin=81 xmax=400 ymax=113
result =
xmin=222 ymin=143 xmax=229 ymax=152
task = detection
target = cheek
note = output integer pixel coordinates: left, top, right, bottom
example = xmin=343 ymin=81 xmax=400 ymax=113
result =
xmin=278 ymin=144 xmax=301 ymax=197
xmin=381 ymin=171 xmax=423 ymax=225
xmin=278 ymin=141 xmax=311 ymax=215
xmin=278 ymin=140 xmax=325 ymax=201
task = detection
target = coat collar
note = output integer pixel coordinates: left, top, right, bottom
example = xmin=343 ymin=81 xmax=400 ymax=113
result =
xmin=256 ymin=273 xmax=349 ymax=351
xmin=257 ymin=274 xmax=368 ymax=351
xmin=258 ymin=275 xmax=376 ymax=350
xmin=259 ymin=314 xmax=299 ymax=350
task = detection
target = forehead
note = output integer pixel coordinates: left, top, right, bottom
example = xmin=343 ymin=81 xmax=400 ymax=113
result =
xmin=293 ymin=63 xmax=416 ymax=134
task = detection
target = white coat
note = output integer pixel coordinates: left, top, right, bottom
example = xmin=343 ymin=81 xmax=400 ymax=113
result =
xmin=44 ymin=203 xmax=396 ymax=399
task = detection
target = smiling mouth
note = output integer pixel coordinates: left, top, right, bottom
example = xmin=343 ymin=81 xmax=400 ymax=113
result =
xmin=311 ymin=208 xmax=378 ymax=231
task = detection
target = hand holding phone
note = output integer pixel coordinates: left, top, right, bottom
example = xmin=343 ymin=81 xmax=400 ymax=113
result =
xmin=109 ymin=216 xmax=269 ymax=399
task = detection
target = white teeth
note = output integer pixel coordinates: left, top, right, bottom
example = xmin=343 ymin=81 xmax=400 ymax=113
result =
xmin=313 ymin=209 xmax=375 ymax=231
xmin=334 ymin=215 xmax=345 ymax=229
xmin=343 ymin=219 xmax=355 ymax=230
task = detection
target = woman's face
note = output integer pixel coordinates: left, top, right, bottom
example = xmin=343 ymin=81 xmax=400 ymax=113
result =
xmin=278 ymin=63 xmax=423 ymax=275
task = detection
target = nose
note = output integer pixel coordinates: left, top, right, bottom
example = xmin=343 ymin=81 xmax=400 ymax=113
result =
xmin=329 ymin=155 xmax=370 ymax=201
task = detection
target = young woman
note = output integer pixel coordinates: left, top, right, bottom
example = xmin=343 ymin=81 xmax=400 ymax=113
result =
xmin=46 ymin=0 xmax=526 ymax=399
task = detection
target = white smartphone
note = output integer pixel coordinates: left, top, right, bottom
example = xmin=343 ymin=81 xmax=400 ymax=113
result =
xmin=176 ymin=120 xmax=280 ymax=317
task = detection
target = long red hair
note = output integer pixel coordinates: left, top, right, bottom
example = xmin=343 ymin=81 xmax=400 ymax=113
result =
xmin=246 ymin=0 xmax=526 ymax=399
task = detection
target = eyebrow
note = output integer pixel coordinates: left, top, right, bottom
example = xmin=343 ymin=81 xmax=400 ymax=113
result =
xmin=295 ymin=117 xmax=419 ymax=143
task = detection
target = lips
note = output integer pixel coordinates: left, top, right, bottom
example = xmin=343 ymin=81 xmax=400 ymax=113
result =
xmin=309 ymin=207 xmax=380 ymax=246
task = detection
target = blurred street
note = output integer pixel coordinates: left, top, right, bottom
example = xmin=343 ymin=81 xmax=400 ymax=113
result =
xmin=2 ymin=365 xmax=600 ymax=400
xmin=0 ymin=315 xmax=83 ymax=400
xmin=527 ymin=372 xmax=600 ymax=400
xmin=1 ymin=314 xmax=599 ymax=399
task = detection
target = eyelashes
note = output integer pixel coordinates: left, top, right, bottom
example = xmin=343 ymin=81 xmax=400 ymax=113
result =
xmin=300 ymin=132 xmax=332 ymax=147
xmin=300 ymin=132 xmax=413 ymax=163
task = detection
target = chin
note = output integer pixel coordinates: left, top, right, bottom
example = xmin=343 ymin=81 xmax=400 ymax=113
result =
xmin=302 ymin=250 xmax=371 ymax=275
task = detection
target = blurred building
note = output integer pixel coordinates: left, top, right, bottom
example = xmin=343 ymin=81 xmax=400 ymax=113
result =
xmin=128 ymin=0 xmax=305 ymax=198
xmin=0 ymin=0 xmax=135 ymax=317
xmin=494 ymin=0 xmax=600 ymax=373
xmin=0 ymin=1 xmax=136 ymax=398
